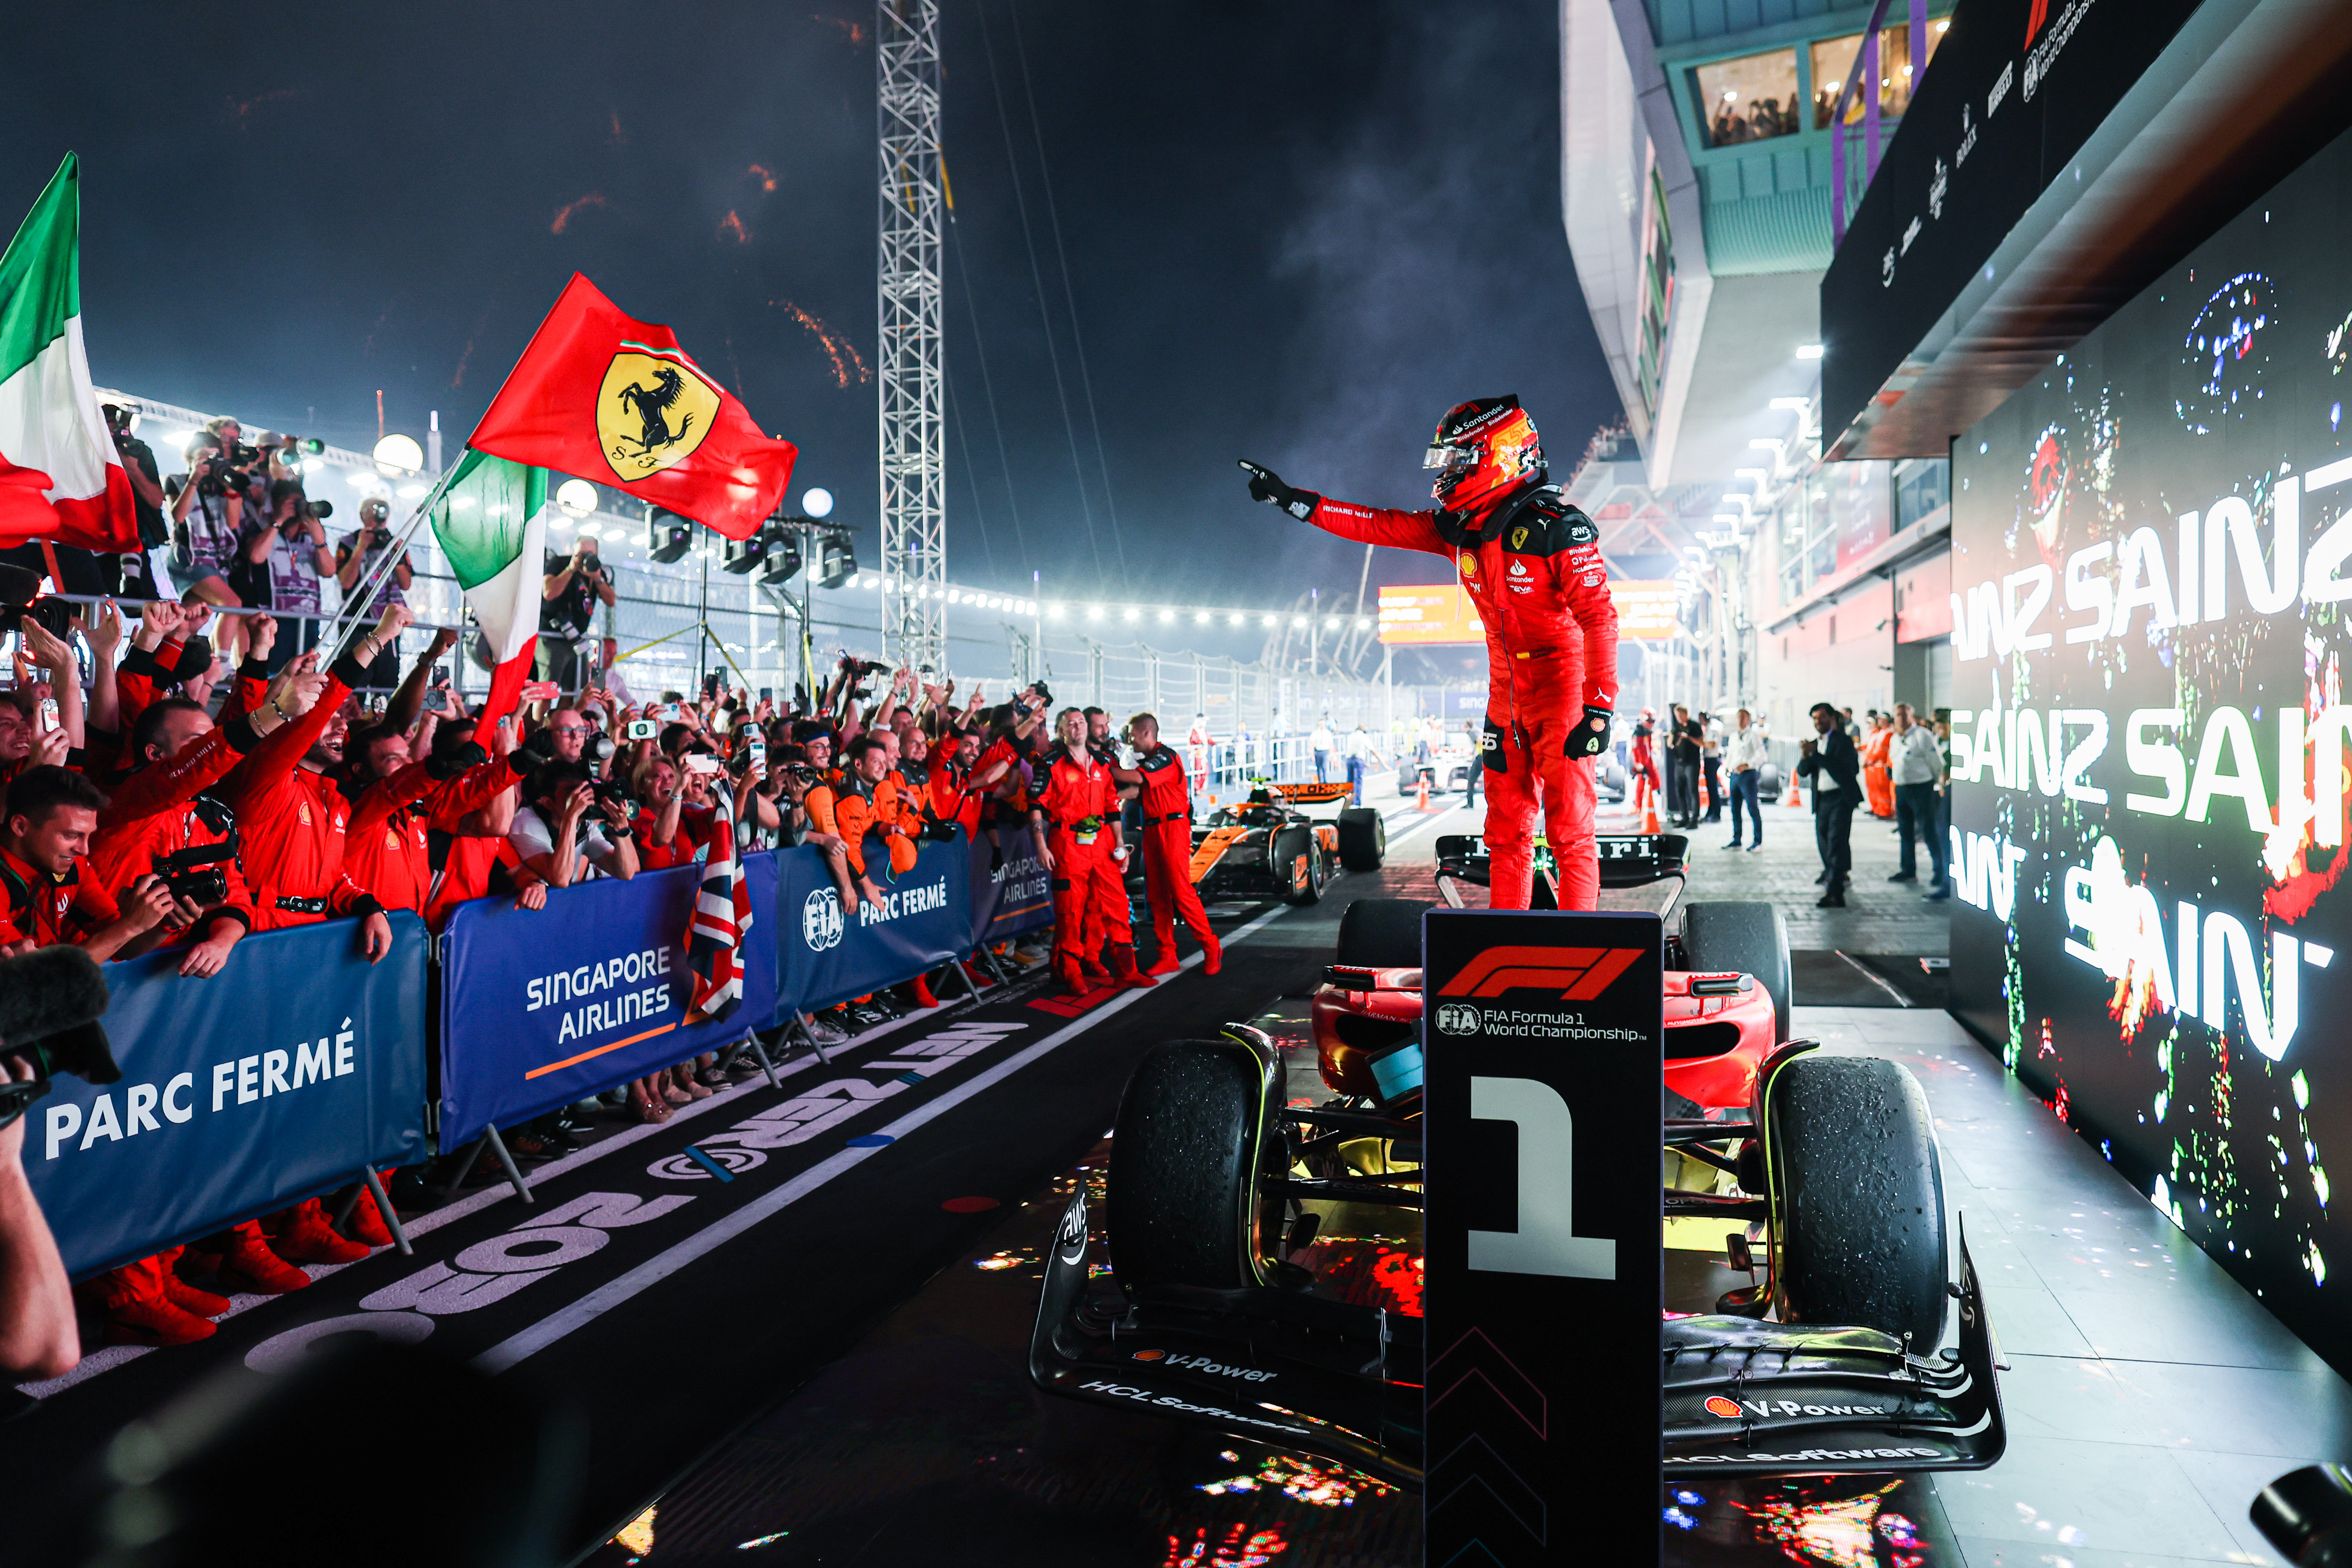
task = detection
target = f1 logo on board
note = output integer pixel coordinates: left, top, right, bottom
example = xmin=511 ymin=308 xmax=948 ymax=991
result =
xmin=1437 ymin=946 xmax=1643 ymax=1001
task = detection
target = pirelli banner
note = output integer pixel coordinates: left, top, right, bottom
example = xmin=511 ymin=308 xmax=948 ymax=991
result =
xmin=27 ymin=915 xmax=429 ymax=1280
xmin=1948 ymin=123 xmax=2352 ymax=1365
xmin=437 ymin=854 xmax=781 ymax=1148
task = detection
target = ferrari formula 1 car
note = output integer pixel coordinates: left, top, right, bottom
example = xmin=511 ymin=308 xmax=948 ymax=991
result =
xmin=1032 ymin=833 xmax=2005 ymax=1486
xmin=1187 ymin=782 xmax=1387 ymax=907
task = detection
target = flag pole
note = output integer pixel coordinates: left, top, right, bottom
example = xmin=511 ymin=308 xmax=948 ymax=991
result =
xmin=325 ymin=460 xmax=462 ymax=665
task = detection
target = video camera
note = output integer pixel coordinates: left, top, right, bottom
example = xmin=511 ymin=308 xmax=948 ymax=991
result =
xmin=153 ymin=840 xmax=236 ymax=910
xmin=0 ymin=562 xmax=75 ymax=643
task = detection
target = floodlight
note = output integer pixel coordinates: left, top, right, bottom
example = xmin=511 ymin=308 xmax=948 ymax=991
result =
xmin=373 ymin=434 xmax=424 ymax=475
xmin=556 ymin=478 xmax=599 ymax=518
xmin=813 ymin=530 xmax=856 ymax=589
xmin=648 ymin=508 xmax=694 ymax=564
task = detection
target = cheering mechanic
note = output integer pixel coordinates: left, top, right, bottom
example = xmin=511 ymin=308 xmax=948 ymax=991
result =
xmin=1241 ymin=396 xmax=1619 ymax=909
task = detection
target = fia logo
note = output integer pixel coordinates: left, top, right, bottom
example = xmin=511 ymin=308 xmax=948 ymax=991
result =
xmin=1434 ymin=1001 xmax=1482 ymax=1036
xmin=802 ymin=886 xmax=844 ymax=952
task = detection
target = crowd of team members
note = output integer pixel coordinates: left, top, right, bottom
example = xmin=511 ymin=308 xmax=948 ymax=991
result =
xmin=0 ymin=604 xmax=1224 ymax=1352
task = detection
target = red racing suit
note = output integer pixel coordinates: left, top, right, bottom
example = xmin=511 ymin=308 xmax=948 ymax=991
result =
xmin=1033 ymin=745 xmax=1130 ymax=985
xmin=214 ymin=662 xmax=383 ymax=931
xmin=87 ymin=717 xmax=264 ymax=948
xmin=344 ymin=754 xmax=520 ymax=914
xmin=1131 ymin=742 xmax=1216 ymax=966
xmin=1310 ymin=485 xmax=1619 ymax=909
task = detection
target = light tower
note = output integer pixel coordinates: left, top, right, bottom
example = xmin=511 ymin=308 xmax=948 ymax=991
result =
xmin=876 ymin=0 xmax=947 ymax=670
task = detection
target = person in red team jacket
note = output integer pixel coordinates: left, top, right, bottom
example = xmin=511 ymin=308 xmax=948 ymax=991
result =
xmin=1029 ymin=707 xmax=1154 ymax=995
xmin=1241 ymin=396 xmax=1619 ymax=909
xmin=1116 ymin=712 xmax=1220 ymax=976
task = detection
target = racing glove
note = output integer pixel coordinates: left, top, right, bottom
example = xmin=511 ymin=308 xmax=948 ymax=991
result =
xmin=1564 ymin=706 xmax=1612 ymax=761
xmin=1238 ymin=459 xmax=1321 ymax=522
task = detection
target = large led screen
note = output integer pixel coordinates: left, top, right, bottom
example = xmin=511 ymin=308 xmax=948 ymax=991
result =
xmin=1950 ymin=125 xmax=2352 ymax=1360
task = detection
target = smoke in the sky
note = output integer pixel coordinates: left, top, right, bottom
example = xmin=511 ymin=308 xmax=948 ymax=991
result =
xmin=1269 ymin=0 xmax=1621 ymax=516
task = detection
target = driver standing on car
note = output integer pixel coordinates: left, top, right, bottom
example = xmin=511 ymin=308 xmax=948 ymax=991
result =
xmin=1241 ymin=397 xmax=1619 ymax=909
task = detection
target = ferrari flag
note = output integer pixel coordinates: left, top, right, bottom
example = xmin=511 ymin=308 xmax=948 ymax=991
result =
xmin=429 ymin=450 xmax=547 ymax=724
xmin=0 ymin=154 xmax=135 ymax=552
xmin=468 ymin=273 xmax=795 ymax=538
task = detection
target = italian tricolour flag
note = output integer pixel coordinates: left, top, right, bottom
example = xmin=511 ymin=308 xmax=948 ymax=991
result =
xmin=0 ymin=154 xmax=135 ymax=552
xmin=429 ymin=450 xmax=548 ymax=724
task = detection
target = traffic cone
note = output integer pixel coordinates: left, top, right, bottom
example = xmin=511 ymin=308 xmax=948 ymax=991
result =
xmin=1783 ymin=771 xmax=1803 ymax=808
xmin=1416 ymin=776 xmax=1438 ymax=813
xmin=1640 ymin=794 xmax=1662 ymax=834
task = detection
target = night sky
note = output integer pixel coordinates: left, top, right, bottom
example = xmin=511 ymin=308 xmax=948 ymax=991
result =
xmin=6 ymin=0 xmax=1618 ymax=671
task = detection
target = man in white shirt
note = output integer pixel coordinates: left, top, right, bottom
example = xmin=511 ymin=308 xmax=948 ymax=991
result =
xmin=1311 ymin=718 xmax=1334 ymax=784
xmin=510 ymin=758 xmax=641 ymax=888
xmin=1342 ymin=722 xmax=1381 ymax=806
xmin=1721 ymin=708 xmax=1768 ymax=851
xmin=1888 ymin=702 xmax=1945 ymax=886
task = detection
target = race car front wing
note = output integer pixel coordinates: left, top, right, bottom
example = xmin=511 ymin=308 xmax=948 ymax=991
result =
xmin=1031 ymin=1189 xmax=2007 ymax=1485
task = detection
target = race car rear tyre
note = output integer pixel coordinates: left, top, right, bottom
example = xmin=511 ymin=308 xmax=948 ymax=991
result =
xmin=1107 ymin=1039 xmax=1281 ymax=1293
xmin=1768 ymin=1054 xmax=1947 ymax=1348
xmin=1336 ymin=807 xmax=1386 ymax=872
xmin=1679 ymin=901 xmax=1793 ymax=1043
xmin=1284 ymin=832 xmax=1325 ymax=905
xmin=1336 ymin=897 xmax=1431 ymax=968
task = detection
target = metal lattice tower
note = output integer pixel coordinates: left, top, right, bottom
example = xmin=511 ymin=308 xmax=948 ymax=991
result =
xmin=877 ymin=0 xmax=946 ymax=671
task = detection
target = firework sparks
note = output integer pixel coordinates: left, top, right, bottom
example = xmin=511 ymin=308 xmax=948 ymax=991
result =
xmin=718 ymin=210 xmax=750 ymax=245
xmin=226 ymin=88 xmax=302 ymax=128
xmin=608 ymin=108 xmax=627 ymax=145
xmin=551 ymin=192 xmax=607 ymax=235
xmin=748 ymin=164 xmax=778 ymax=192
xmin=815 ymin=15 xmax=866 ymax=44
xmin=772 ymin=301 xmax=871 ymax=387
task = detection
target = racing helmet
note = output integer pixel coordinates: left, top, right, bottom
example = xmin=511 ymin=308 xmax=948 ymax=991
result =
xmin=1425 ymin=396 xmax=1544 ymax=518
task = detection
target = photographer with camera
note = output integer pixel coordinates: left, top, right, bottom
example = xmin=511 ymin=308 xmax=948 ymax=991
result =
xmin=165 ymin=422 xmax=256 ymax=663
xmin=0 ymin=767 xmax=177 ymax=961
xmin=539 ymin=537 xmax=616 ymax=697
xmin=334 ymin=498 xmax=413 ymax=692
xmin=237 ymin=481 xmax=337 ymax=676
xmin=99 ymin=404 xmax=169 ymax=600
xmin=510 ymin=757 xmax=639 ymax=888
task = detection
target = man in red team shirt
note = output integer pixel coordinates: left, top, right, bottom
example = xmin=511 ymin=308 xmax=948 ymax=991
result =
xmin=1117 ymin=712 xmax=1220 ymax=976
xmin=214 ymin=605 xmax=413 ymax=953
xmin=1241 ymin=397 xmax=1619 ymax=909
xmin=1029 ymin=707 xmax=1152 ymax=995
xmin=0 ymin=768 xmax=176 ymax=956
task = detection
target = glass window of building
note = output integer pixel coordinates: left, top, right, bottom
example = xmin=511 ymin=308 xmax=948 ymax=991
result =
xmin=1812 ymin=19 xmax=1946 ymax=128
xmin=1690 ymin=49 xmax=1800 ymax=149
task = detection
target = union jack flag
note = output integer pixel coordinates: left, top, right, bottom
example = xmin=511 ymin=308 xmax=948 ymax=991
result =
xmin=686 ymin=786 xmax=754 ymax=1023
